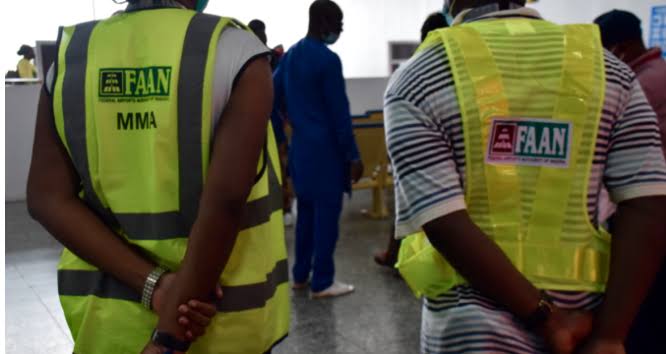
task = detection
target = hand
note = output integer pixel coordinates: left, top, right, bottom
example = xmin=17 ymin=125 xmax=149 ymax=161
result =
xmin=152 ymin=272 xmax=224 ymax=341
xmin=576 ymin=338 xmax=625 ymax=354
xmin=177 ymin=299 xmax=219 ymax=341
xmin=350 ymin=160 xmax=364 ymax=184
xmin=538 ymin=310 xmax=594 ymax=354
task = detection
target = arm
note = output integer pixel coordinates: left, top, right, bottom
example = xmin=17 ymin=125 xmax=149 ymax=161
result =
xmin=322 ymin=54 xmax=360 ymax=162
xmin=577 ymin=69 xmax=666 ymax=353
xmin=423 ymin=212 xmax=543 ymax=318
xmin=581 ymin=76 xmax=666 ymax=348
xmin=27 ymin=87 xmax=154 ymax=294
xmin=424 ymin=213 xmax=594 ymax=353
xmin=155 ymin=57 xmax=273 ymax=338
xmin=587 ymin=197 xmax=666 ymax=342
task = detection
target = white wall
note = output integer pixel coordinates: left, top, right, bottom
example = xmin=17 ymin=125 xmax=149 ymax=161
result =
xmin=346 ymin=77 xmax=389 ymax=115
xmin=5 ymin=83 xmax=41 ymax=201
xmin=528 ymin=0 xmax=665 ymax=45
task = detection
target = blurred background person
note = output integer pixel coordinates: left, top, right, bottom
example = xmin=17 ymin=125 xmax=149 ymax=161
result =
xmin=16 ymin=44 xmax=37 ymax=79
xmin=249 ymin=18 xmax=295 ymax=226
xmin=249 ymin=18 xmax=284 ymax=70
xmin=420 ymin=11 xmax=449 ymax=42
xmin=595 ymin=9 xmax=666 ymax=354
xmin=595 ymin=10 xmax=666 ymax=158
xmin=272 ymin=0 xmax=363 ymax=298
xmin=248 ymin=19 xmax=268 ymax=45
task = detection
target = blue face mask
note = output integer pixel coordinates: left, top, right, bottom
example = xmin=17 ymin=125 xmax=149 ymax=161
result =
xmin=442 ymin=0 xmax=456 ymax=26
xmin=195 ymin=0 xmax=209 ymax=12
xmin=323 ymin=33 xmax=340 ymax=45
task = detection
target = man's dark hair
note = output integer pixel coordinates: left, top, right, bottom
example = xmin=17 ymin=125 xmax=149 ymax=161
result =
xmin=17 ymin=45 xmax=35 ymax=59
xmin=594 ymin=10 xmax=643 ymax=48
xmin=421 ymin=12 xmax=448 ymax=42
xmin=452 ymin=0 xmax=527 ymax=16
xmin=308 ymin=0 xmax=343 ymax=37
xmin=493 ymin=0 xmax=527 ymax=8
xmin=248 ymin=19 xmax=266 ymax=33
xmin=248 ymin=19 xmax=268 ymax=44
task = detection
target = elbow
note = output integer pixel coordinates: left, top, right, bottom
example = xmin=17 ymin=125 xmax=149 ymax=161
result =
xmin=26 ymin=186 xmax=45 ymax=222
xmin=26 ymin=184 xmax=58 ymax=223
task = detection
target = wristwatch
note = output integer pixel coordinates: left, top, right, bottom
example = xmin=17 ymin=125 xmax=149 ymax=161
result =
xmin=151 ymin=329 xmax=191 ymax=352
xmin=142 ymin=267 xmax=166 ymax=310
xmin=525 ymin=291 xmax=555 ymax=329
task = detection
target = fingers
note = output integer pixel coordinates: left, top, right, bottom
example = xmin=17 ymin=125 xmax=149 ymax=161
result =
xmin=176 ymin=300 xmax=219 ymax=340
xmin=172 ymin=291 xmax=222 ymax=341
xmin=179 ymin=302 xmax=216 ymax=323
xmin=178 ymin=316 xmax=205 ymax=341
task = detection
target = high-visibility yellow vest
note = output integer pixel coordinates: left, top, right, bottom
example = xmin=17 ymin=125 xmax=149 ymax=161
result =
xmin=52 ymin=9 xmax=289 ymax=354
xmin=396 ymin=19 xmax=610 ymax=299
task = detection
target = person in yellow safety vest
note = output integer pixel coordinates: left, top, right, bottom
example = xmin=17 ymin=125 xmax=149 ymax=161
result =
xmin=385 ymin=1 xmax=666 ymax=353
xmin=26 ymin=0 xmax=289 ymax=353
xmin=17 ymin=44 xmax=37 ymax=79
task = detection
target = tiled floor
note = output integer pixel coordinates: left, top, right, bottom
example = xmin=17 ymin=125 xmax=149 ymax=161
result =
xmin=5 ymin=192 xmax=421 ymax=354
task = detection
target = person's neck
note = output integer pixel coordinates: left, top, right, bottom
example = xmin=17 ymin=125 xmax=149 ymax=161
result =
xmin=623 ymin=42 xmax=648 ymax=65
xmin=306 ymin=31 xmax=323 ymax=42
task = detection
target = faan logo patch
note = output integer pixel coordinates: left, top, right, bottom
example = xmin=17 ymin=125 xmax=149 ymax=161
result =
xmin=486 ymin=118 xmax=572 ymax=168
xmin=99 ymin=66 xmax=172 ymax=100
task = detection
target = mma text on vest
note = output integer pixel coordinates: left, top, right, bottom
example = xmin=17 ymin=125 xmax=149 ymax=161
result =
xmin=117 ymin=111 xmax=157 ymax=130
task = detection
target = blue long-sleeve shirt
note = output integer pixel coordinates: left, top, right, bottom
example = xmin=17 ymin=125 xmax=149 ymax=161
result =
xmin=272 ymin=37 xmax=360 ymax=200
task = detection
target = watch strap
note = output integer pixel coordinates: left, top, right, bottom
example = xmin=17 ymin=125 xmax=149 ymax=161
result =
xmin=525 ymin=291 xmax=555 ymax=329
xmin=151 ymin=329 xmax=191 ymax=352
xmin=142 ymin=267 xmax=166 ymax=310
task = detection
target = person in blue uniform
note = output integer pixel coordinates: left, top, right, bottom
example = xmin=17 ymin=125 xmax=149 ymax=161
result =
xmin=272 ymin=0 xmax=363 ymax=298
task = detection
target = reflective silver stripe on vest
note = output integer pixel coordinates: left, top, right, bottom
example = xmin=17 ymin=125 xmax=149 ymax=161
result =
xmin=58 ymin=259 xmax=289 ymax=312
xmin=61 ymin=20 xmax=119 ymax=228
xmin=61 ymin=15 xmax=281 ymax=241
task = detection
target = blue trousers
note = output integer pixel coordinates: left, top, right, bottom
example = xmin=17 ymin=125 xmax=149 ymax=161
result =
xmin=292 ymin=196 xmax=343 ymax=292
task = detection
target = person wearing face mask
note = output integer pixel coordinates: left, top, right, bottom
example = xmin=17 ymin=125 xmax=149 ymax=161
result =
xmin=27 ymin=0 xmax=290 ymax=353
xmin=386 ymin=0 xmax=666 ymax=353
xmin=272 ymin=0 xmax=363 ymax=299
xmin=594 ymin=9 xmax=666 ymax=354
